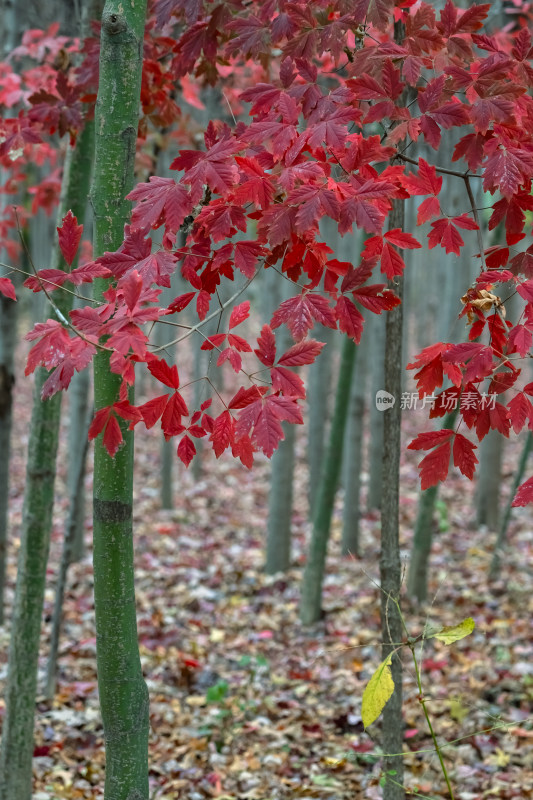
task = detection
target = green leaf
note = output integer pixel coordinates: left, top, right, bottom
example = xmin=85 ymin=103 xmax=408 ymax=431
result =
xmin=428 ymin=617 xmax=475 ymax=645
xmin=361 ymin=654 xmax=394 ymax=728
xmin=206 ymin=680 xmax=229 ymax=703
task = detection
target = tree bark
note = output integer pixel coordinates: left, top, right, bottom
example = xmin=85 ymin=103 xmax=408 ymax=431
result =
xmin=90 ymin=2 xmax=149 ymax=797
xmin=380 ymin=196 xmax=405 ymax=800
xmin=300 ymin=336 xmax=356 ymax=625
xmin=407 ymin=408 xmax=458 ymax=604
xmin=45 ymin=408 xmax=92 ymax=698
xmin=490 ymin=431 xmax=532 ymax=580
xmin=341 ymin=320 xmax=369 ymax=556
xmin=476 ymin=428 xmax=503 ymax=530
xmin=367 ymin=312 xmax=386 ymax=510
xmin=0 ymin=116 xmax=95 ymax=800
xmin=67 ymin=345 xmax=92 ymax=561
xmin=265 ymin=275 xmax=296 ymax=574
xmin=266 ymin=420 xmax=296 ymax=574
xmin=0 ymin=291 xmax=16 ymax=625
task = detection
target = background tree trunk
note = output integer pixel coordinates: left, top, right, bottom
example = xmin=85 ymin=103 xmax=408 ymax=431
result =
xmin=0 ymin=116 xmax=95 ymax=800
xmin=380 ymin=195 xmax=405 ymax=800
xmin=490 ymin=431 xmax=532 ymax=581
xmin=341 ymin=319 xmax=369 ymax=556
xmin=265 ymin=276 xmax=296 ymax=574
xmin=300 ymin=336 xmax=356 ymax=625
xmin=407 ymin=408 xmax=459 ymax=604
xmin=367 ymin=312 xmax=386 ymax=510
xmin=90 ymin=2 xmax=150 ymax=797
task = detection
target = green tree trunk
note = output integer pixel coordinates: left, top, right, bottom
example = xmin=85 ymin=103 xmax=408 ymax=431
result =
xmin=0 ymin=288 xmax=16 ymax=625
xmin=265 ymin=276 xmax=297 ymax=574
xmin=476 ymin=428 xmax=503 ymax=530
xmin=46 ymin=405 xmax=92 ymax=699
xmin=67 ymin=351 xmax=92 ymax=561
xmin=407 ymin=408 xmax=458 ymax=604
xmin=90 ymin=2 xmax=149 ymax=798
xmin=367 ymin=312 xmax=386 ymax=510
xmin=266 ymin=421 xmax=296 ymax=573
xmin=490 ymin=431 xmax=533 ymax=580
xmin=300 ymin=336 xmax=356 ymax=624
xmin=341 ymin=319 xmax=369 ymax=556
xmin=0 ymin=120 xmax=95 ymax=800
xmin=380 ymin=195 xmax=405 ymax=800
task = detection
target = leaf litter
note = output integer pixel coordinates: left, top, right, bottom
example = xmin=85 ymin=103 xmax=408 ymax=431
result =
xmin=1 ymin=355 xmax=533 ymax=799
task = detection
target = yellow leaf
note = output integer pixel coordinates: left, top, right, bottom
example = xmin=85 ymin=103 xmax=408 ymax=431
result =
xmin=449 ymin=697 xmax=469 ymax=723
xmin=361 ymin=654 xmax=394 ymax=728
xmin=429 ymin=617 xmax=475 ymax=645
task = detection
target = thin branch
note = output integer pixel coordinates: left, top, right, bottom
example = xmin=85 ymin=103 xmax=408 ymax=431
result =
xmin=396 ymin=152 xmax=482 ymax=180
xmin=0 ymin=262 xmax=102 ymax=306
xmin=150 ymin=274 xmax=256 ymax=353
xmin=464 ymin=174 xmax=486 ymax=270
xmin=14 ymin=230 xmax=111 ymax=353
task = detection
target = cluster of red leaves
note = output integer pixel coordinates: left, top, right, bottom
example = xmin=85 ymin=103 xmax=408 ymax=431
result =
xmin=6 ymin=1 xmax=533 ymax=496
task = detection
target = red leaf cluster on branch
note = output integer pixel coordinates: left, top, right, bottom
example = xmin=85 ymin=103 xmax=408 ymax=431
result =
xmin=7 ymin=0 xmax=533 ymax=498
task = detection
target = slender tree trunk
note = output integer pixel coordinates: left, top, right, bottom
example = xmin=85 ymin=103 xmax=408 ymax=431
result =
xmin=0 ymin=0 xmax=19 ymax=625
xmin=0 ymin=119 xmax=95 ymax=800
xmin=476 ymin=428 xmax=503 ymax=530
xmin=341 ymin=320 xmax=369 ymax=556
xmin=0 ymin=290 xmax=16 ymax=625
xmin=490 ymin=431 xmax=532 ymax=580
xmin=367 ymin=312 xmax=386 ymax=510
xmin=266 ymin=421 xmax=296 ymax=573
xmin=45 ymin=409 xmax=92 ymax=698
xmin=67 ymin=327 xmax=92 ymax=561
xmin=307 ymin=325 xmax=336 ymax=514
xmin=265 ymin=275 xmax=297 ymax=574
xmin=407 ymin=408 xmax=458 ymax=604
xmin=300 ymin=337 xmax=356 ymax=624
xmin=380 ymin=196 xmax=405 ymax=800
xmin=90 ymin=2 xmax=149 ymax=798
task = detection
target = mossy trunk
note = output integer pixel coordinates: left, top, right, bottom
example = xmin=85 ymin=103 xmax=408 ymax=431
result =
xmin=0 ymin=118 xmax=95 ymax=800
xmin=300 ymin=336 xmax=356 ymax=624
xmin=90 ymin=2 xmax=149 ymax=798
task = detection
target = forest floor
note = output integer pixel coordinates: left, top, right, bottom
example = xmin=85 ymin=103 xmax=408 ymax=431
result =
xmin=2 ymin=359 xmax=533 ymax=800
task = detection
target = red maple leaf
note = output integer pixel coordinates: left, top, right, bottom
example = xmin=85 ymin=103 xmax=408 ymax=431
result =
xmin=88 ymin=407 xmax=123 ymax=458
xmin=271 ymin=293 xmax=336 ymax=341
xmin=234 ymin=393 xmax=303 ymax=457
xmin=512 ymin=477 xmax=533 ymax=507
xmin=0 ymin=277 xmax=16 ymax=301
xmin=428 ymin=215 xmax=478 ymax=256
xmin=57 ymin=210 xmax=83 ymax=267
xmin=171 ymin=136 xmax=241 ymax=203
xmin=127 ymin=177 xmax=193 ymax=235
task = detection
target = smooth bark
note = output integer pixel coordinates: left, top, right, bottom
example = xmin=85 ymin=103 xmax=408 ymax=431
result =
xmin=490 ymin=431 xmax=533 ymax=580
xmin=341 ymin=322 xmax=369 ymax=556
xmin=367 ymin=312 xmax=386 ymax=510
xmin=266 ymin=421 xmax=296 ymax=574
xmin=476 ymin=429 xmax=503 ymax=530
xmin=45 ymin=408 xmax=92 ymax=698
xmin=407 ymin=408 xmax=459 ymax=604
xmin=300 ymin=336 xmax=356 ymax=624
xmin=380 ymin=195 xmax=405 ymax=800
xmin=90 ymin=2 xmax=149 ymax=797
xmin=265 ymin=275 xmax=296 ymax=574
xmin=67 ymin=347 xmax=92 ymax=561
xmin=0 ymin=117 xmax=95 ymax=800
xmin=0 ymin=290 xmax=16 ymax=625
